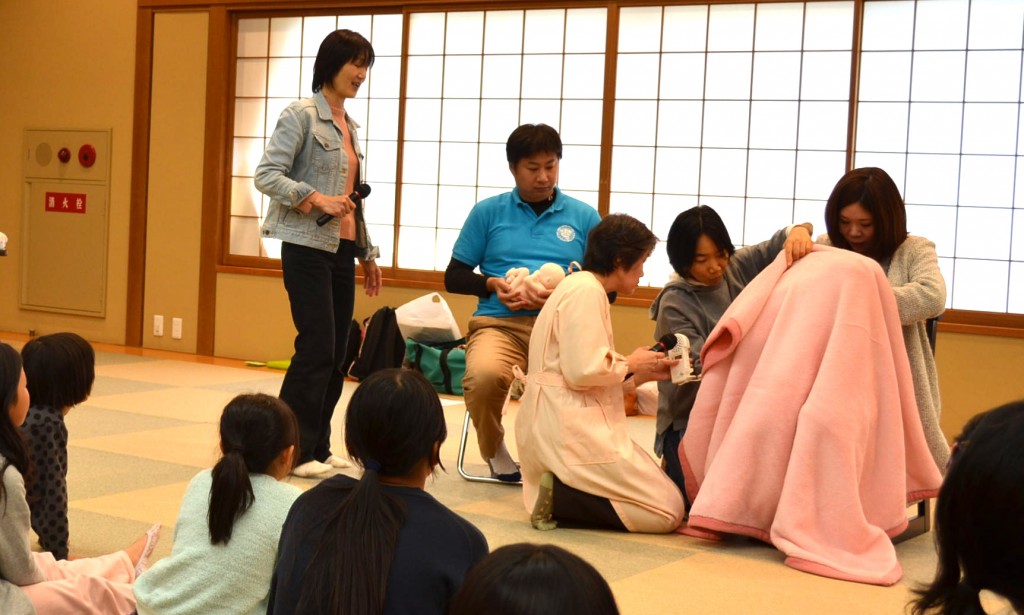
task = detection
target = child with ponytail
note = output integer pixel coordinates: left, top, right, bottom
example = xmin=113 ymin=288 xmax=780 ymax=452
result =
xmin=133 ymin=393 xmax=301 ymax=615
xmin=910 ymin=400 xmax=1024 ymax=615
xmin=269 ymin=368 xmax=488 ymax=615
xmin=1 ymin=342 xmax=159 ymax=615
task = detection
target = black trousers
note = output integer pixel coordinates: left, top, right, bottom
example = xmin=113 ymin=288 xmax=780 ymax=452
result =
xmin=279 ymin=240 xmax=356 ymax=464
xmin=552 ymin=475 xmax=628 ymax=532
xmin=662 ymin=426 xmax=690 ymax=509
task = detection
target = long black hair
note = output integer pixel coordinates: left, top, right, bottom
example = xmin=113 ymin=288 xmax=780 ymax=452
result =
xmin=297 ymin=368 xmax=447 ymax=615
xmin=449 ymin=543 xmax=620 ymax=615
xmin=910 ymin=400 xmax=1024 ymax=615
xmin=208 ymin=393 xmax=299 ymax=545
xmin=0 ymin=343 xmax=33 ymax=511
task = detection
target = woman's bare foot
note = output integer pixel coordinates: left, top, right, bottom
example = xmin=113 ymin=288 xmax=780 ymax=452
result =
xmin=125 ymin=523 xmax=162 ymax=576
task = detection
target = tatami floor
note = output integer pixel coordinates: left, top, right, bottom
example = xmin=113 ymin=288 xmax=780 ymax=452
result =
xmin=3 ymin=331 xmax=1007 ymax=614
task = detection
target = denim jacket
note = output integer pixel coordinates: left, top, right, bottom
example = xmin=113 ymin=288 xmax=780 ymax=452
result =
xmin=254 ymin=91 xmax=378 ymax=260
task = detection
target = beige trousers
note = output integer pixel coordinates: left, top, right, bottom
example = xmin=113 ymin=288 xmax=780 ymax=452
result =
xmin=462 ymin=315 xmax=535 ymax=459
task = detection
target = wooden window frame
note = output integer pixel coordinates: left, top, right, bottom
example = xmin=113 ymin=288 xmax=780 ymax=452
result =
xmin=128 ymin=0 xmax=1024 ymax=351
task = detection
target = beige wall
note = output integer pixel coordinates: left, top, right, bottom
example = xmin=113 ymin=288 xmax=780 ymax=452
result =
xmin=0 ymin=2 xmax=1021 ymax=442
xmin=0 ymin=0 xmax=137 ymax=344
xmin=935 ymin=332 xmax=1024 ymax=439
xmin=214 ymin=274 xmax=484 ymax=362
xmin=142 ymin=12 xmax=207 ymax=353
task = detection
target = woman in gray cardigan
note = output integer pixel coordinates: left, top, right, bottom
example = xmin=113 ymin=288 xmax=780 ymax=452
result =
xmin=820 ymin=167 xmax=950 ymax=470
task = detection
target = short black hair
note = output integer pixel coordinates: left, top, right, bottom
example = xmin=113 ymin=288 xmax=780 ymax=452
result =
xmin=583 ymin=214 xmax=657 ymax=275
xmin=666 ymin=205 xmax=736 ymax=275
xmin=449 ymin=543 xmax=619 ymax=615
xmin=312 ymin=29 xmax=375 ymax=93
xmin=506 ymin=124 xmax=563 ymax=166
xmin=824 ymin=167 xmax=908 ymax=261
xmin=21 ymin=332 xmax=95 ymax=409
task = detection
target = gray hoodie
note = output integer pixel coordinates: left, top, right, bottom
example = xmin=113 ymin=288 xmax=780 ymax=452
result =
xmin=648 ymin=227 xmax=789 ymax=454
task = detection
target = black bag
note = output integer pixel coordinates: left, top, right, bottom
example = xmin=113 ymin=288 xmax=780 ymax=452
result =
xmin=405 ymin=338 xmax=466 ymax=395
xmin=349 ymin=307 xmax=405 ymax=381
xmin=341 ymin=319 xmax=362 ymax=376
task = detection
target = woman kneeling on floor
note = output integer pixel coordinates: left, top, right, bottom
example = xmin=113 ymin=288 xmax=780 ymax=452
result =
xmin=515 ymin=214 xmax=686 ymax=533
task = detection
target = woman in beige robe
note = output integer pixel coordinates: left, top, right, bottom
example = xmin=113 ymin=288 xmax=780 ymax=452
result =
xmin=515 ymin=214 xmax=686 ymax=533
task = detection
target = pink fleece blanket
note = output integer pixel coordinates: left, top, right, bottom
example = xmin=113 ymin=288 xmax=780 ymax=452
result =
xmin=679 ymin=247 xmax=942 ymax=586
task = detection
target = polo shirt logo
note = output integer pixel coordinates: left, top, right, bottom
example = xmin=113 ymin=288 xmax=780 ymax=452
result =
xmin=556 ymin=225 xmax=576 ymax=242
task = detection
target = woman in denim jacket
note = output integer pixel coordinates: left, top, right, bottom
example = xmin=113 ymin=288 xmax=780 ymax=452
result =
xmin=255 ymin=29 xmax=381 ymax=479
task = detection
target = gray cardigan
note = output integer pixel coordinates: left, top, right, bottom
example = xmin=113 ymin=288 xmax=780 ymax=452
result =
xmin=1 ymin=455 xmax=45 ymax=615
xmin=819 ymin=235 xmax=950 ymax=469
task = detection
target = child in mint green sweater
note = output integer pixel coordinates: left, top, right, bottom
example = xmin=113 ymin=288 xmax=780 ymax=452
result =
xmin=134 ymin=393 xmax=301 ymax=615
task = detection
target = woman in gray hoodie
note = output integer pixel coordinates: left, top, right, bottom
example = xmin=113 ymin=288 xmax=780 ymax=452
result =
xmin=650 ymin=206 xmax=813 ymax=499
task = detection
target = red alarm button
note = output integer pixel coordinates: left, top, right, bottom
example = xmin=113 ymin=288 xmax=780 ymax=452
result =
xmin=78 ymin=144 xmax=97 ymax=168
xmin=58 ymin=147 xmax=71 ymax=163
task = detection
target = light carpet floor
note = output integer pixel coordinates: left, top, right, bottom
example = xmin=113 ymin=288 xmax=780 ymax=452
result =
xmin=3 ymin=332 xmax=999 ymax=614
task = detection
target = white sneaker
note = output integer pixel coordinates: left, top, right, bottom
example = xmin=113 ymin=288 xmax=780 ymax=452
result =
xmin=291 ymin=460 xmax=333 ymax=478
xmin=325 ymin=454 xmax=352 ymax=469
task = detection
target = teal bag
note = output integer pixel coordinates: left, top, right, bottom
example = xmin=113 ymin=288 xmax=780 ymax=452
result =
xmin=404 ymin=338 xmax=466 ymax=395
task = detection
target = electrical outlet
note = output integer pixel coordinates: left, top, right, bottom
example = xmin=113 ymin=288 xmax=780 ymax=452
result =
xmin=172 ymin=317 xmax=183 ymax=340
xmin=153 ymin=315 xmax=164 ymax=337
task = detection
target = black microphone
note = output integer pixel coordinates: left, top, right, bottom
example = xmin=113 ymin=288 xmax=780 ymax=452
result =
xmin=625 ymin=333 xmax=680 ymax=382
xmin=650 ymin=333 xmax=678 ymax=353
xmin=316 ymin=183 xmax=371 ymax=226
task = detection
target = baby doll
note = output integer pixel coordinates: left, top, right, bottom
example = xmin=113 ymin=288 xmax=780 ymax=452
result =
xmin=505 ymin=263 xmax=567 ymax=294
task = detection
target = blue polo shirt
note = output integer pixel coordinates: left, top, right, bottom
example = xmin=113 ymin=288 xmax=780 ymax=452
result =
xmin=452 ymin=187 xmax=600 ymax=318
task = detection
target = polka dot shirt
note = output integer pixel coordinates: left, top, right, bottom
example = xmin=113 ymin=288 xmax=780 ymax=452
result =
xmin=21 ymin=404 xmax=70 ymax=560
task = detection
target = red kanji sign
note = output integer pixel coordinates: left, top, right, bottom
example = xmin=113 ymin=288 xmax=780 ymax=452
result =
xmin=45 ymin=192 xmax=87 ymax=214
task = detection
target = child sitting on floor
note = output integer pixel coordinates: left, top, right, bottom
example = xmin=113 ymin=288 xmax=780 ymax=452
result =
xmin=449 ymin=543 xmax=619 ymax=615
xmin=1 ymin=342 xmax=160 ymax=615
xmin=133 ymin=393 xmax=302 ymax=615
xmin=910 ymin=400 xmax=1024 ymax=615
xmin=268 ymin=368 xmax=488 ymax=615
xmin=20 ymin=332 xmax=96 ymax=560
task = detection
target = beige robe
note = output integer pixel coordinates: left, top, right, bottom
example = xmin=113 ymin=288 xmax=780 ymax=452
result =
xmin=514 ymin=271 xmax=685 ymax=533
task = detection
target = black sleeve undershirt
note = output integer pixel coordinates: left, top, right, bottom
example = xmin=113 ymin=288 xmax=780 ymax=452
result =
xmin=444 ymin=257 xmax=490 ymax=297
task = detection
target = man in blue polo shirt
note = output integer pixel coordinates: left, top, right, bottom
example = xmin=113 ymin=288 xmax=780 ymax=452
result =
xmin=445 ymin=124 xmax=601 ymax=482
